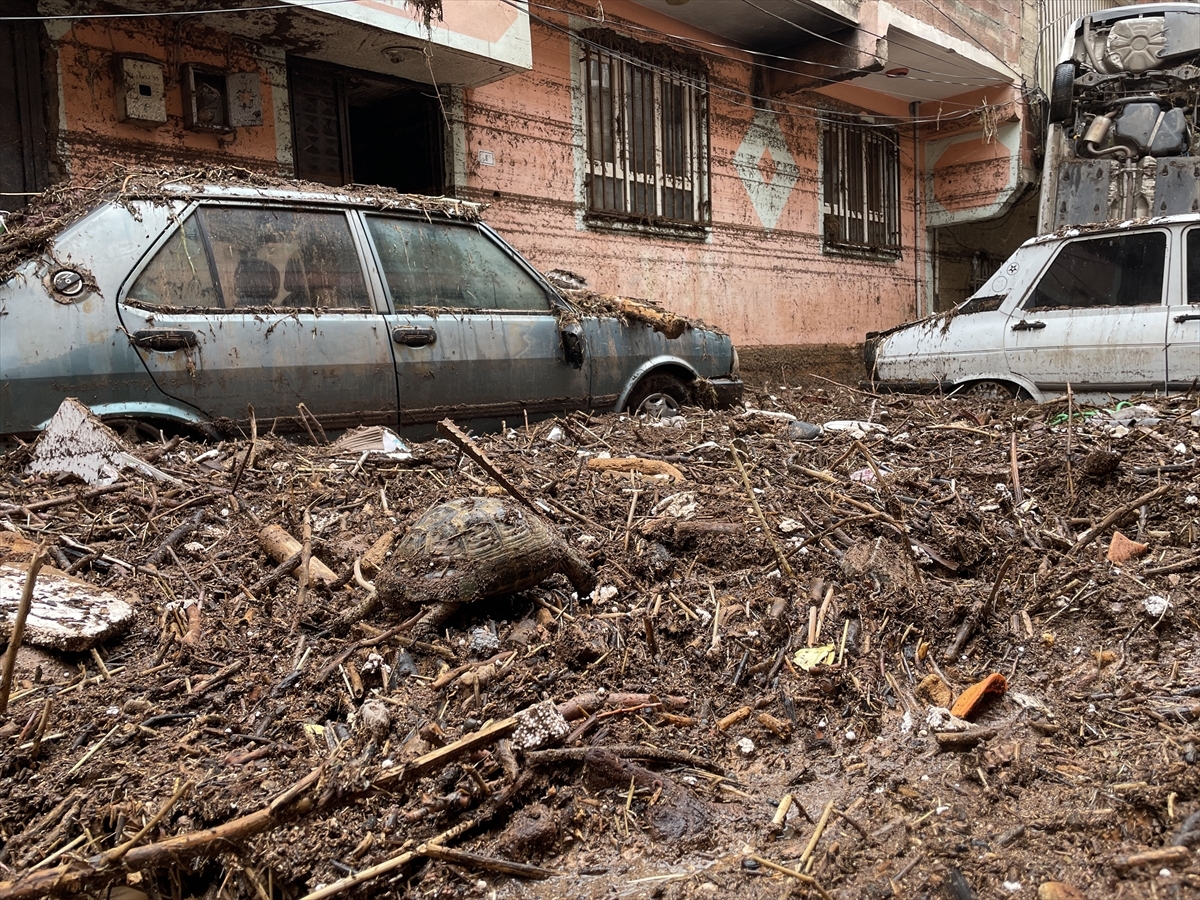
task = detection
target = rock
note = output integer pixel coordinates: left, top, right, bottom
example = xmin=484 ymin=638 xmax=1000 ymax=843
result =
xmin=788 ymin=420 xmax=824 ymax=441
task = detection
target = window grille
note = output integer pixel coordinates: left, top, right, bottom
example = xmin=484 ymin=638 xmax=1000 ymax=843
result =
xmin=822 ymin=115 xmax=901 ymax=256
xmin=581 ymin=35 xmax=708 ymax=227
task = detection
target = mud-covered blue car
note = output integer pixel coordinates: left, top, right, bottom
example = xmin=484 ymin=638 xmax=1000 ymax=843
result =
xmin=0 ymin=182 xmax=741 ymax=438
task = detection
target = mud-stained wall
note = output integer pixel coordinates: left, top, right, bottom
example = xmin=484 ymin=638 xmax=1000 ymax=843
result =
xmin=459 ymin=0 xmax=935 ymax=349
xmin=46 ymin=18 xmax=281 ymax=181
xmin=33 ymin=0 xmax=1031 ymax=351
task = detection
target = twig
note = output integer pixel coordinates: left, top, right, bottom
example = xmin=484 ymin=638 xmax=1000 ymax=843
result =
xmin=800 ymin=799 xmax=835 ymax=865
xmin=730 ymin=445 xmax=793 ymax=579
xmin=744 ymin=855 xmax=833 ymax=900
xmin=1067 ymin=484 xmax=1173 ymax=556
xmin=0 ymin=545 xmax=47 ymax=714
xmin=101 ymin=779 xmax=193 ymax=865
xmin=419 ymin=844 xmax=556 ymax=879
xmin=436 ymin=419 xmax=536 ymax=512
xmin=145 ymin=509 xmax=203 ymax=567
xmin=944 ymin=555 xmax=1013 ymax=663
xmin=1009 ymin=432 xmax=1024 ymax=506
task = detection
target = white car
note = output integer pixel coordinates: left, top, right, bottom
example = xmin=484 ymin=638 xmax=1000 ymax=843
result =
xmin=865 ymin=216 xmax=1200 ymax=402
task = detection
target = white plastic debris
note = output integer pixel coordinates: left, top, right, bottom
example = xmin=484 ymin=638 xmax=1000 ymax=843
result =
xmin=825 ymin=420 xmax=888 ymax=434
xmin=545 ymin=425 xmax=565 ymax=442
xmin=1144 ymin=595 xmax=1170 ymax=617
xmin=926 ymin=707 xmax=972 ymax=732
xmin=591 ymin=584 xmax=619 ymax=603
xmin=736 ymin=737 xmax=756 ymax=755
xmin=330 ymin=425 xmax=411 ymax=457
xmin=652 ymin=492 xmax=697 ymax=519
xmin=743 ymin=408 xmax=797 ymax=422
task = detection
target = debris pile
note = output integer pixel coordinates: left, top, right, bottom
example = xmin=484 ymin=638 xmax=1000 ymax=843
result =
xmin=2 ymin=385 xmax=1200 ymax=899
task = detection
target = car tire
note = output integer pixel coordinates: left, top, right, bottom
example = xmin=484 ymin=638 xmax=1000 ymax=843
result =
xmin=956 ymin=380 xmax=1018 ymax=402
xmin=1049 ymin=62 xmax=1076 ymax=124
xmin=627 ymin=373 xmax=690 ymax=417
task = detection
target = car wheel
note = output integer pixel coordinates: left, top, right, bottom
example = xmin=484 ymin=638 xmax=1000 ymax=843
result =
xmin=956 ymin=380 xmax=1018 ymax=402
xmin=105 ymin=417 xmax=166 ymax=444
xmin=628 ymin=373 xmax=689 ymax=417
xmin=1049 ymin=61 xmax=1076 ymax=124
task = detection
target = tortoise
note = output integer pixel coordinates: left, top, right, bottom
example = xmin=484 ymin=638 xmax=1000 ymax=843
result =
xmin=337 ymin=496 xmax=596 ymax=635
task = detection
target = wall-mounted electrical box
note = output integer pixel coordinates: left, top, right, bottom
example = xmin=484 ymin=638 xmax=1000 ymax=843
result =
xmin=116 ymin=57 xmax=166 ymax=125
xmin=182 ymin=64 xmax=263 ymax=132
xmin=182 ymin=64 xmax=231 ymax=132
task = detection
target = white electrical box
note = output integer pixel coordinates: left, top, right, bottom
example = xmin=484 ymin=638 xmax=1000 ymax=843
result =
xmin=116 ymin=57 xmax=166 ymax=125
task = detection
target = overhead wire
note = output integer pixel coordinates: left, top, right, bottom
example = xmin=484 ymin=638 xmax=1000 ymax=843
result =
xmin=2 ymin=0 xmax=1034 ymax=126
xmin=752 ymin=0 xmax=1014 ymax=84
xmin=0 ymin=0 xmax=366 ymax=20
xmin=512 ymin=0 xmax=1031 ymax=128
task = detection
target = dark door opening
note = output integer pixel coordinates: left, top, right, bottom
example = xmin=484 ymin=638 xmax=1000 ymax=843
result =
xmin=0 ymin=1 xmax=49 ymax=212
xmin=289 ymin=59 xmax=444 ymax=195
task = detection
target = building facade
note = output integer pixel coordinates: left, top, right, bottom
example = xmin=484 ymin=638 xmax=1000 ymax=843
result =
xmin=2 ymin=0 xmax=1047 ymax=369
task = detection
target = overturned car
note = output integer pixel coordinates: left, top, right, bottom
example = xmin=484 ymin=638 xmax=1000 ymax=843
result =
xmin=865 ymin=216 xmax=1200 ymax=403
xmin=0 ymin=177 xmax=741 ymax=438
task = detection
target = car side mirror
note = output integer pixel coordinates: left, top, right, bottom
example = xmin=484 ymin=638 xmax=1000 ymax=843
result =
xmin=560 ymin=321 xmax=585 ymax=369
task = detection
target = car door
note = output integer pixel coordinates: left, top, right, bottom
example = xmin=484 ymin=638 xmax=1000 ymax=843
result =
xmin=118 ymin=203 xmax=398 ymax=432
xmin=361 ymin=214 xmax=590 ymax=427
xmin=1003 ymin=229 xmax=1169 ymax=396
xmin=1171 ymin=228 xmax=1200 ymax=391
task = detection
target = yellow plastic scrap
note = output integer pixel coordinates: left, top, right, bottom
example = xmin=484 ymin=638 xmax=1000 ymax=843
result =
xmin=792 ymin=645 xmax=836 ymax=671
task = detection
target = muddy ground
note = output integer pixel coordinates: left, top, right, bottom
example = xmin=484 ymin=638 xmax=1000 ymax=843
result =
xmin=2 ymin=380 xmax=1200 ymax=900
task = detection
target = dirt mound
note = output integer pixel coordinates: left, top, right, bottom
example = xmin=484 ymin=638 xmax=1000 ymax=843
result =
xmin=2 ymin=385 xmax=1200 ymax=899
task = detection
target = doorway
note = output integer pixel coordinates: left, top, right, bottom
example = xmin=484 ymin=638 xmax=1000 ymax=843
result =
xmin=0 ymin=2 xmax=48 ymax=212
xmin=288 ymin=59 xmax=445 ymax=195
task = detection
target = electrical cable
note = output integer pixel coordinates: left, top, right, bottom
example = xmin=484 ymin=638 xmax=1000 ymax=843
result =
xmin=510 ymin=0 xmax=1031 ymax=128
xmin=0 ymin=0 xmax=366 ymax=21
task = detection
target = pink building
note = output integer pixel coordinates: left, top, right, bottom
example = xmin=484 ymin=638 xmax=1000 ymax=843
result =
xmin=1 ymin=0 xmax=1041 ymax=372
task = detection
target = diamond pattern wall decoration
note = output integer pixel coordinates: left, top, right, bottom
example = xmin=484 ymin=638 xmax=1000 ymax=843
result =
xmin=732 ymin=108 xmax=799 ymax=232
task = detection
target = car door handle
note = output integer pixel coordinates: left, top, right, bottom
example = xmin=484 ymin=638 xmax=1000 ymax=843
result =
xmin=392 ymin=326 xmax=437 ymax=347
xmin=1174 ymin=313 xmax=1200 ymax=323
xmin=1011 ymin=319 xmax=1046 ymax=331
xmin=131 ymin=329 xmax=197 ymax=351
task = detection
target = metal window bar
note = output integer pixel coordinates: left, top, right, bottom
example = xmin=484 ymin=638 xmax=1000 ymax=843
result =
xmin=582 ymin=42 xmax=705 ymax=224
xmin=824 ymin=116 xmax=900 ymax=254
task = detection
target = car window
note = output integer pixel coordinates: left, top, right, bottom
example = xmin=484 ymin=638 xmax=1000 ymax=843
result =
xmin=1026 ymin=231 xmax=1166 ymax=311
xmin=1187 ymin=230 xmax=1200 ymax=305
xmin=126 ymin=216 xmax=219 ymax=308
xmin=366 ymin=215 xmax=550 ymax=312
xmin=131 ymin=206 xmax=370 ymax=310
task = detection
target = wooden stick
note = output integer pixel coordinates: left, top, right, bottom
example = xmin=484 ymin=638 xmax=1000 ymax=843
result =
xmin=745 ymin=855 xmax=833 ymax=900
xmin=0 ymin=546 xmax=47 ymax=714
xmin=1009 ymin=432 xmax=1024 ymax=506
xmin=101 ymin=779 xmax=193 ymax=865
xmin=436 ymin=419 xmax=537 ymax=512
xmin=800 ymin=800 xmax=835 ymax=866
xmin=1065 ymin=382 xmax=1075 ymax=502
xmin=419 ymin=844 xmax=557 ymax=879
xmin=730 ymin=445 xmax=794 ymax=579
xmin=1067 ymin=484 xmax=1172 ymax=556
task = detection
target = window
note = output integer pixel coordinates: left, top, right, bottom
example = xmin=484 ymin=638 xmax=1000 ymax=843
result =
xmin=1187 ymin=230 xmax=1200 ymax=304
xmin=822 ymin=115 xmax=900 ymax=256
xmin=128 ymin=207 xmax=370 ymax=310
xmin=1026 ymin=232 xmax=1166 ymax=310
xmin=581 ymin=31 xmax=708 ymax=228
xmin=366 ymin=216 xmax=550 ymax=312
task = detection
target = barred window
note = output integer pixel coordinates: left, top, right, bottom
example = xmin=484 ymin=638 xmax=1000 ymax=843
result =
xmin=822 ymin=115 xmax=901 ymax=257
xmin=581 ymin=33 xmax=708 ymax=228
